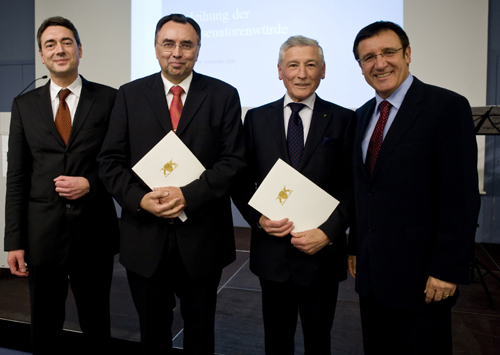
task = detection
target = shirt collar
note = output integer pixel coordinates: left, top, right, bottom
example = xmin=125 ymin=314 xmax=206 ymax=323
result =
xmin=283 ymin=92 xmax=316 ymax=110
xmin=50 ymin=75 xmax=82 ymax=102
xmin=375 ymin=73 xmax=413 ymax=111
xmin=161 ymin=71 xmax=193 ymax=95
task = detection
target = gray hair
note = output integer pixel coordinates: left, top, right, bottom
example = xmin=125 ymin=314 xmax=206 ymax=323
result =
xmin=278 ymin=35 xmax=324 ymax=65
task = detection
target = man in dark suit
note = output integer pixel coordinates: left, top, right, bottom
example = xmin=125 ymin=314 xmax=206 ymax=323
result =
xmin=4 ymin=16 xmax=119 ymax=355
xmin=233 ymin=36 xmax=354 ymax=354
xmin=348 ymin=21 xmax=480 ymax=354
xmin=98 ymin=14 xmax=245 ymax=354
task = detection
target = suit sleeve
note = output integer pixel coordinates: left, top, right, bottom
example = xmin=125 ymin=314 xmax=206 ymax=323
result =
xmin=318 ymin=110 xmax=356 ymax=245
xmin=4 ymin=98 xmax=31 ymax=251
xmin=98 ymin=87 xmax=149 ymax=215
xmin=180 ymin=86 xmax=246 ymax=215
xmin=429 ymin=95 xmax=479 ymax=284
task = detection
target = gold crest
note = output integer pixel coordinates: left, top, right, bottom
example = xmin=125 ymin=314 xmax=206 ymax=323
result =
xmin=160 ymin=159 xmax=179 ymax=177
xmin=276 ymin=186 xmax=292 ymax=205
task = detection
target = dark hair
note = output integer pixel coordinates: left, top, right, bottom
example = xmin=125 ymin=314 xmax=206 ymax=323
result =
xmin=155 ymin=14 xmax=201 ymax=46
xmin=353 ymin=21 xmax=409 ymax=60
xmin=37 ymin=16 xmax=81 ymax=50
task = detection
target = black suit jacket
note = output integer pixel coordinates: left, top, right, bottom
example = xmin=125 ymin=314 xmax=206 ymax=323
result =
xmin=349 ymin=77 xmax=480 ymax=310
xmin=4 ymin=76 xmax=119 ymax=266
xmin=233 ymin=96 xmax=354 ymax=286
xmin=98 ymin=72 xmax=245 ymax=279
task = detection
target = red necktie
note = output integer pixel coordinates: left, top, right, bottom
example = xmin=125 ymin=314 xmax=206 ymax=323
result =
xmin=287 ymin=103 xmax=305 ymax=169
xmin=55 ymin=89 xmax=72 ymax=145
xmin=170 ymin=86 xmax=184 ymax=132
xmin=366 ymin=100 xmax=391 ymax=175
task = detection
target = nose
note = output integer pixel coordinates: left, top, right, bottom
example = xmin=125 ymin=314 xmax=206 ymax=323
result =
xmin=172 ymin=45 xmax=182 ymax=57
xmin=373 ymin=54 xmax=387 ymax=68
xmin=298 ymin=64 xmax=307 ymax=78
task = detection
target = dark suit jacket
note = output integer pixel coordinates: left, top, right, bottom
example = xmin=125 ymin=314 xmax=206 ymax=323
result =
xmin=349 ymin=77 xmax=480 ymax=310
xmin=4 ymin=76 xmax=119 ymax=266
xmin=98 ymin=71 xmax=245 ymax=279
xmin=233 ymin=96 xmax=354 ymax=286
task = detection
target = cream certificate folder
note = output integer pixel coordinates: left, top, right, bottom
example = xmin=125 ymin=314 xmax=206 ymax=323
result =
xmin=132 ymin=131 xmax=205 ymax=222
xmin=248 ymin=159 xmax=339 ymax=233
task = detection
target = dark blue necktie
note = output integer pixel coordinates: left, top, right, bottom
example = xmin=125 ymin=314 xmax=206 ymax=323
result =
xmin=287 ymin=103 xmax=305 ymax=169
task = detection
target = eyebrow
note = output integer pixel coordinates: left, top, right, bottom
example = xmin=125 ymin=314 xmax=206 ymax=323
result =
xmin=161 ymin=38 xmax=195 ymax=44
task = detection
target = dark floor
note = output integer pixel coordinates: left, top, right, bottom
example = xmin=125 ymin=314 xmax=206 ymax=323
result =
xmin=0 ymin=228 xmax=499 ymax=354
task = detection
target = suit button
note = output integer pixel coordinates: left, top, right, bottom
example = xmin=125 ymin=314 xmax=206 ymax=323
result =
xmin=65 ymin=152 xmax=70 ymax=156
xmin=369 ymin=191 xmax=375 ymax=196
xmin=369 ymin=227 xmax=375 ymax=233
xmin=66 ymin=204 xmax=71 ymax=209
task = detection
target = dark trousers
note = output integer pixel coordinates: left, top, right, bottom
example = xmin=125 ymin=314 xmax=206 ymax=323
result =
xmin=359 ymin=294 xmax=452 ymax=355
xmin=28 ymin=255 xmax=114 ymax=355
xmin=127 ymin=229 xmax=222 ymax=355
xmin=259 ymin=277 xmax=339 ymax=355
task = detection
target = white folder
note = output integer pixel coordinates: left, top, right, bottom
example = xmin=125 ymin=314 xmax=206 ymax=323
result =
xmin=248 ymin=158 xmax=339 ymax=232
xmin=132 ymin=131 xmax=205 ymax=221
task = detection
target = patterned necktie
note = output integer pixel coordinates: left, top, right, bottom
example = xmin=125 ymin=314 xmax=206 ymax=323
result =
xmin=287 ymin=103 xmax=306 ymax=169
xmin=170 ymin=86 xmax=184 ymax=132
xmin=366 ymin=100 xmax=391 ymax=175
xmin=55 ymin=89 xmax=72 ymax=145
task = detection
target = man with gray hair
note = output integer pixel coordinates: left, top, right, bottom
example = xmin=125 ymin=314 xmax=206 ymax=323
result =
xmin=233 ymin=35 xmax=354 ymax=354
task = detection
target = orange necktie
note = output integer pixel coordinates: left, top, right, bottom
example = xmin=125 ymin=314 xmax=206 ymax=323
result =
xmin=55 ymin=89 xmax=72 ymax=145
xmin=170 ymin=86 xmax=184 ymax=132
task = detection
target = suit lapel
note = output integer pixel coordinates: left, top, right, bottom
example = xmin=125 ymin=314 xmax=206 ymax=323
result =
xmin=68 ymin=76 xmax=95 ymax=147
xmin=176 ymin=72 xmax=207 ymax=136
xmin=37 ymin=81 xmax=66 ymax=147
xmin=298 ymin=96 xmax=331 ymax=171
xmin=371 ymin=78 xmax=424 ymax=178
xmin=144 ymin=73 xmax=172 ymax=134
xmin=265 ymin=98 xmax=289 ymax=164
xmin=354 ymin=99 xmax=376 ymax=182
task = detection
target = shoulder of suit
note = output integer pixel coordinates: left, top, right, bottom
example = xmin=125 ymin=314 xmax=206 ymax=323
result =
xmin=246 ymin=97 xmax=283 ymax=116
xmin=192 ymin=71 xmax=238 ymax=92
xmin=83 ymin=79 xmax=118 ymax=95
xmin=315 ymin=95 xmax=354 ymax=116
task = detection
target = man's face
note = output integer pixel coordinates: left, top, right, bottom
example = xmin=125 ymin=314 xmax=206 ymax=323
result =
xmin=357 ymin=30 xmax=411 ymax=99
xmin=278 ymin=45 xmax=325 ymax=102
xmin=39 ymin=26 xmax=82 ymax=80
xmin=155 ymin=21 xmax=200 ymax=84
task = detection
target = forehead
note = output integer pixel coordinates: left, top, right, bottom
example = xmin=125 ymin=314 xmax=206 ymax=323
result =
xmin=358 ymin=30 xmax=402 ymax=54
xmin=157 ymin=21 xmax=198 ymax=42
xmin=282 ymin=45 xmax=320 ymax=63
xmin=41 ymin=25 xmax=75 ymax=42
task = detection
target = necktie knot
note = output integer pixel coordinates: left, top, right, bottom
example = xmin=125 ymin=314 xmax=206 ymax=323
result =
xmin=170 ymin=86 xmax=184 ymax=97
xmin=379 ymin=100 xmax=391 ymax=115
xmin=288 ymin=102 xmax=305 ymax=116
xmin=59 ymin=89 xmax=71 ymax=101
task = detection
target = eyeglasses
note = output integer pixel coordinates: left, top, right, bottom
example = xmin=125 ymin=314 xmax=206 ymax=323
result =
xmin=156 ymin=42 xmax=197 ymax=52
xmin=357 ymin=47 xmax=403 ymax=65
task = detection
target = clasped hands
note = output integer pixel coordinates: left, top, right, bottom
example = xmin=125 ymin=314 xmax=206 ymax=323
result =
xmin=258 ymin=215 xmax=330 ymax=255
xmin=140 ymin=186 xmax=186 ymax=218
xmin=54 ymin=175 xmax=90 ymax=200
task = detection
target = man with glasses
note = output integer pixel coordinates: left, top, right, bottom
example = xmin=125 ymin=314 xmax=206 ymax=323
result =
xmin=98 ymin=13 xmax=245 ymax=354
xmin=348 ymin=21 xmax=479 ymax=354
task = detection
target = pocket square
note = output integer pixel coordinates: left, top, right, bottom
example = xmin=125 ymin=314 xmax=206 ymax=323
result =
xmin=322 ymin=137 xmax=336 ymax=145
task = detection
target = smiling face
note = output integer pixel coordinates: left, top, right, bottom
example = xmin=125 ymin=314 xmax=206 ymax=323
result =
xmin=39 ymin=25 xmax=82 ymax=86
xmin=155 ymin=21 xmax=200 ymax=84
xmin=357 ymin=30 xmax=411 ymax=99
xmin=278 ymin=45 xmax=325 ymax=102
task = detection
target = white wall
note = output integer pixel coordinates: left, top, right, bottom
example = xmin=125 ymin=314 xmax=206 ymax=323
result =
xmin=35 ymin=0 xmax=131 ymax=89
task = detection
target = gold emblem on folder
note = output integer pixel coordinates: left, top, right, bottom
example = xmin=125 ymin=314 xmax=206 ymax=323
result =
xmin=276 ymin=186 xmax=292 ymax=205
xmin=160 ymin=159 xmax=179 ymax=177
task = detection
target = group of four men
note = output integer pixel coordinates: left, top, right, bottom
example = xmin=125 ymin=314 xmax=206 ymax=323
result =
xmin=5 ymin=12 xmax=479 ymax=355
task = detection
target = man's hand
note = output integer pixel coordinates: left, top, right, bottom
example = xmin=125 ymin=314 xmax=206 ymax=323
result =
xmin=348 ymin=255 xmax=356 ymax=279
xmin=54 ymin=176 xmax=90 ymax=200
xmin=7 ymin=250 xmax=29 ymax=277
xmin=424 ymin=276 xmax=457 ymax=304
xmin=140 ymin=189 xmax=185 ymax=218
xmin=259 ymin=215 xmax=294 ymax=237
xmin=290 ymin=228 xmax=330 ymax=255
